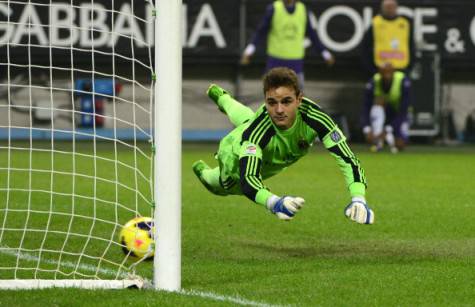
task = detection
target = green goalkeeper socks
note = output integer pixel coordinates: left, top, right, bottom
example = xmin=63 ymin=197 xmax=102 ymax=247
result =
xmin=206 ymin=84 xmax=228 ymax=113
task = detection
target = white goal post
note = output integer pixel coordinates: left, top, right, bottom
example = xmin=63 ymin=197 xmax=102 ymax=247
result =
xmin=155 ymin=0 xmax=182 ymax=292
xmin=0 ymin=0 xmax=181 ymax=290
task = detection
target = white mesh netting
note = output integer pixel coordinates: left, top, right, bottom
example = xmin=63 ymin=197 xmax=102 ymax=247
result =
xmin=0 ymin=0 xmax=156 ymax=282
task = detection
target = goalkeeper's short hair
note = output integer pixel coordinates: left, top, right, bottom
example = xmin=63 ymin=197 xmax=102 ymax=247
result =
xmin=263 ymin=67 xmax=301 ymax=96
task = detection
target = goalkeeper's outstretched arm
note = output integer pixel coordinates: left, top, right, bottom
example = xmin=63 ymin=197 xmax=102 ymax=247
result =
xmin=238 ymin=146 xmax=271 ymax=206
xmin=325 ymin=136 xmax=374 ymax=224
xmin=300 ymin=98 xmax=367 ymax=197
xmin=239 ymin=142 xmax=304 ymax=220
xmin=300 ymin=98 xmax=374 ymax=224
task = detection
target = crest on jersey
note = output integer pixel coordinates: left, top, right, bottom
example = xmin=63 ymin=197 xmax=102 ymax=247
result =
xmin=330 ymin=130 xmax=341 ymax=142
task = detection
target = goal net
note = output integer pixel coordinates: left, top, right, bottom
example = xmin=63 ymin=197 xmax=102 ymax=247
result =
xmin=0 ymin=0 xmax=156 ymax=288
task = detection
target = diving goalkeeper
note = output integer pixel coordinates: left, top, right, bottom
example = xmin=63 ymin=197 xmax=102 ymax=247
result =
xmin=192 ymin=67 xmax=374 ymax=224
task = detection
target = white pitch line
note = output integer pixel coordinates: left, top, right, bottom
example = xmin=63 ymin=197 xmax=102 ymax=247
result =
xmin=180 ymin=289 xmax=286 ymax=307
xmin=0 ymin=247 xmax=285 ymax=307
xmin=0 ymin=246 xmax=128 ymax=278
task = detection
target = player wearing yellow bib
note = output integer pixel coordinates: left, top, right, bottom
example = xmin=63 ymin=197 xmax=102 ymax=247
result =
xmin=192 ymin=67 xmax=374 ymax=224
xmin=241 ymin=0 xmax=335 ymax=87
xmin=362 ymin=0 xmax=414 ymax=75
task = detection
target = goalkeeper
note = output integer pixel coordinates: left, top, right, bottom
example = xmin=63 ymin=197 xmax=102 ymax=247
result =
xmin=192 ymin=67 xmax=374 ymax=224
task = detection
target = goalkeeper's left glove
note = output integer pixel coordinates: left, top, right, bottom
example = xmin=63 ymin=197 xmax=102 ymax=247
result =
xmin=344 ymin=196 xmax=374 ymax=224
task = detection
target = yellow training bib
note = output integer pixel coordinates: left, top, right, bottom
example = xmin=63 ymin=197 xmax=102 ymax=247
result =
xmin=267 ymin=1 xmax=307 ymax=60
xmin=372 ymin=15 xmax=410 ymax=69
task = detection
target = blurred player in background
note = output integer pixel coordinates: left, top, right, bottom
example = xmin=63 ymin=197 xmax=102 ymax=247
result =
xmin=193 ymin=67 xmax=374 ymax=224
xmin=362 ymin=0 xmax=414 ymax=76
xmin=362 ymin=63 xmax=411 ymax=153
xmin=240 ymin=0 xmax=335 ymax=88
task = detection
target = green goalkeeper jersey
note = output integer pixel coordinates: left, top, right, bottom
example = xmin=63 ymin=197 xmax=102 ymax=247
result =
xmin=216 ymin=97 xmax=367 ymax=206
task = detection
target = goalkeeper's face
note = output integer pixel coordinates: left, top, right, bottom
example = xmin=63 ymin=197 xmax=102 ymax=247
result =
xmin=264 ymin=86 xmax=302 ymax=130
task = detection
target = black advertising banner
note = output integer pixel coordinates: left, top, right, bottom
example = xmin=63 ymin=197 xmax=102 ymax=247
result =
xmin=434 ymin=2 xmax=475 ymax=67
xmin=0 ymin=0 xmax=474 ymax=68
xmin=0 ymin=0 xmax=153 ymax=71
xmin=183 ymin=0 xmax=240 ymax=59
xmin=0 ymin=0 xmax=240 ymax=65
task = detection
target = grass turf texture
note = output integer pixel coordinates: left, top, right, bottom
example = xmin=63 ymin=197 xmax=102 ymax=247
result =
xmin=1 ymin=143 xmax=474 ymax=306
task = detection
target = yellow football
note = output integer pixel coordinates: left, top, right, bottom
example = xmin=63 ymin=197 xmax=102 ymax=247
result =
xmin=119 ymin=216 xmax=155 ymax=259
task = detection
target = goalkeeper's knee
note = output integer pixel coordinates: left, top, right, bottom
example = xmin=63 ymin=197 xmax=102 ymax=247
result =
xmin=192 ymin=160 xmax=227 ymax=196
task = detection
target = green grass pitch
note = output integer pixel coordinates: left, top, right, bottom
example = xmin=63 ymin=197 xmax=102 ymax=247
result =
xmin=1 ymin=142 xmax=474 ymax=306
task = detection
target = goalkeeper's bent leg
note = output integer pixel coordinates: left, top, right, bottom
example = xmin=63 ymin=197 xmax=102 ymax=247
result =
xmin=207 ymin=85 xmax=254 ymax=127
xmin=192 ymin=160 xmax=227 ymax=196
xmin=218 ymin=94 xmax=255 ymax=127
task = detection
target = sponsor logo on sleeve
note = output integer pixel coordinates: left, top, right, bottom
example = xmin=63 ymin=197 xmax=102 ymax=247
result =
xmin=245 ymin=144 xmax=257 ymax=155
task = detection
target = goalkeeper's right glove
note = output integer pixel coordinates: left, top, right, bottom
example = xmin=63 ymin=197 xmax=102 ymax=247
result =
xmin=267 ymin=195 xmax=305 ymax=221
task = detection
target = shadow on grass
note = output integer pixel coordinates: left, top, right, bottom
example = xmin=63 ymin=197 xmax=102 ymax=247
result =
xmin=235 ymin=239 xmax=475 ymax=264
